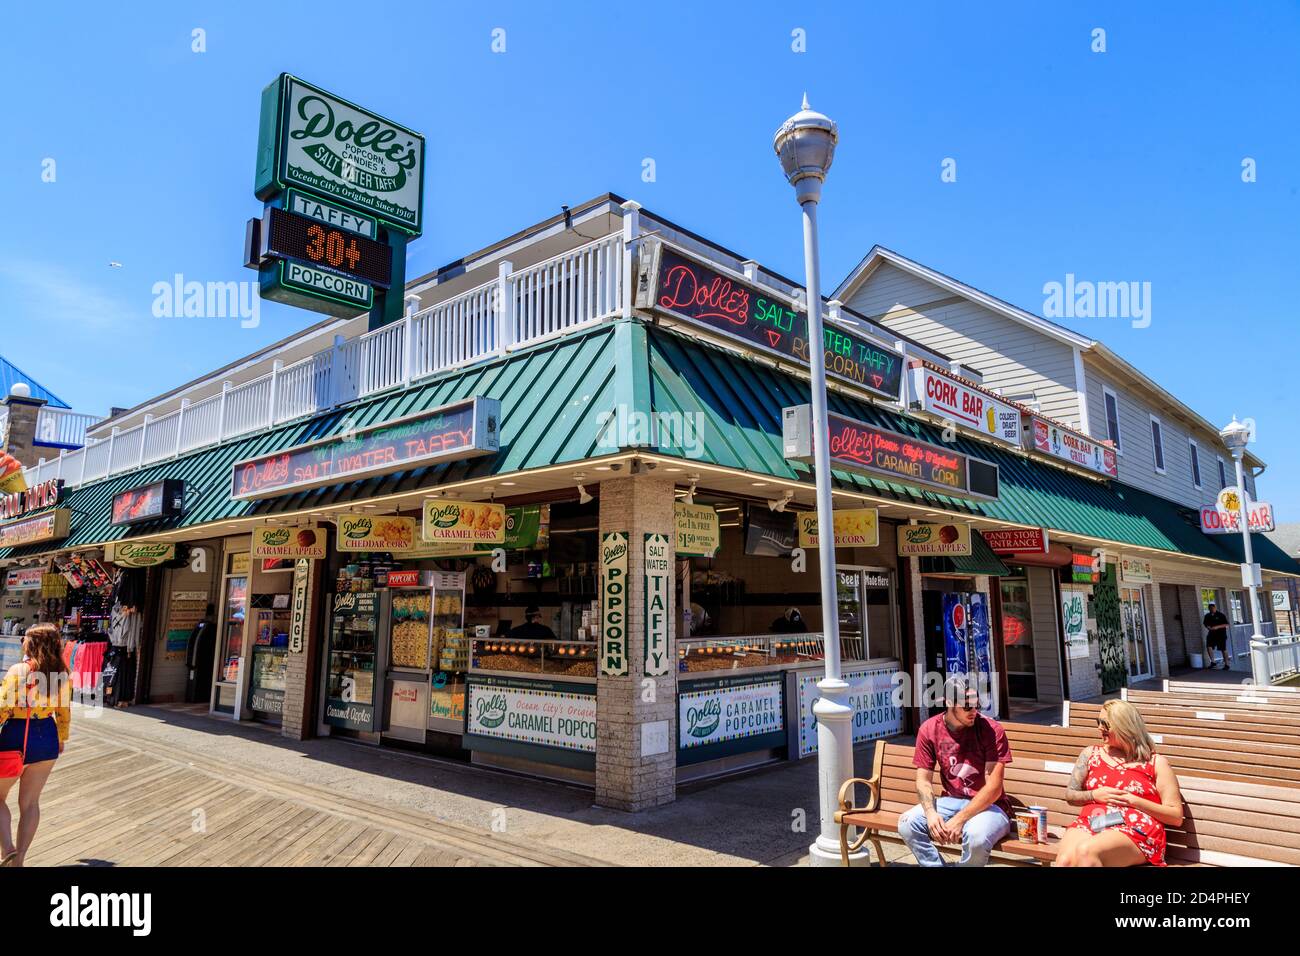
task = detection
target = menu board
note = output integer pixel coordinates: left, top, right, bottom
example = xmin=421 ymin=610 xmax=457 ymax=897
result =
xmin=641 ymin=243 xmax=903 ymax=401
xmin=165 ymin=591 xmax=211 ymax=662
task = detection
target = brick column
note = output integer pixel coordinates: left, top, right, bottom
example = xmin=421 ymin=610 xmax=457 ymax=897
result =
xmin=2 ymin=392 xmax=48 ymax=467
xmin=281 ymin=556 xmax=325 ymax=740
xmin=596 ymin=474 xmax=676 ymax=811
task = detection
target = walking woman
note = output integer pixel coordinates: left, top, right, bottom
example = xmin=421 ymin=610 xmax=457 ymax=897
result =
xmin=0 ymin=624 xmax=72 ymax=867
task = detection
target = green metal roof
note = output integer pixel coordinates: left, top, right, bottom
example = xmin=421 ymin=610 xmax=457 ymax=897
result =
xmin=0 ymin=325 xmax=620 ymax=559
xmin=919 ymin=531 xmax=1013 ymax=577
xmin=645 ymin=326 xmax=1300 ymax=577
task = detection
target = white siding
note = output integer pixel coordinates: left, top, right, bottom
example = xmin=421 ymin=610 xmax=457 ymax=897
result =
xmin=1084 ymin=367 xmax=1231 ymax=510
xmin=846 ymin=263 xmax=1082 ymax=423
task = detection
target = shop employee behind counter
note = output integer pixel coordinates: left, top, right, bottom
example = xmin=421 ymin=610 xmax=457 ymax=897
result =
xmin=506 ymin=606 xmax=557 ymax=642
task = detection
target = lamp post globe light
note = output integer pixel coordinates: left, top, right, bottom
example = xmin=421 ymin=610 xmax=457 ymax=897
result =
xmin=1219 ymin=416 xmax=1267 ymax=684
xmin=774 ymin=96 xmax=863 ymax=866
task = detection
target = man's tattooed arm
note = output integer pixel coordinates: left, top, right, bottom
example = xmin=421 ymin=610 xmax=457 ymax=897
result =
xmin=1065 ymin=748 xmax=1094 ymax=805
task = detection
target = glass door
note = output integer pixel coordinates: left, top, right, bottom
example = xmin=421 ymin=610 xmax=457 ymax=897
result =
xmin=836 ymin=569 xmax=865 ymax=661
xmin=1000 ymin=575 xmax=1036 ymax=700
xmin=1120 ymin=586 xmax=1152 ymax=681
xmin=213 ymin=560 xmax=248 ymax=713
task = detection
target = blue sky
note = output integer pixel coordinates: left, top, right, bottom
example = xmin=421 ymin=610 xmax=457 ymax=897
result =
xmin=2 ymin=2 xmax=1297 ymax=512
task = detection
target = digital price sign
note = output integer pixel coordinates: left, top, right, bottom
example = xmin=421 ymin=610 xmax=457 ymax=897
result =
xmin=638 ymin=242 xmax=904 ymax=401
xmin=264 ymin=207 xmax=392 ymax=287
xmin=111 ymin=479 xmax=186 ymax=526
xmin=782 ymin=404 xmax=1000 ymax=501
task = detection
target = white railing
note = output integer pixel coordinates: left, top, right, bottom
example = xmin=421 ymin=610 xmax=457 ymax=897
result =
xmin=1253 ymin=634 xmax=1300 ymax=684
xmin=17 ymin=231 xmax=629 ymax=493
xmin=1228 ymin=621 xmax=1277 ymax=673
xmin=35 ymin=408 xmax=105 ymax=448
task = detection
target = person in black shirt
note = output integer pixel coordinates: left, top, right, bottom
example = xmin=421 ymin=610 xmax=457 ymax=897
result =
xmin=507 ymin=606 xmax=557 ymax=642
xmin=1203 ymin=603 xmax=1231 ymax=669
xmin=769 ymin=608 xmax=808 ymax=634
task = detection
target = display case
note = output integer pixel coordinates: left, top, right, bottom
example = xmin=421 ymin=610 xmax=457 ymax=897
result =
xmin=470 ymin=638 xmax=598 ymax=680
xmin=429 ymin=573 xmax=469 ymax=730
xmin=322 ymin=591 xmax=379 ymax=734
xmin=677 ymin=634 xmax=827 ymax=673
xmin=247 ymin=608 xmax=290 ymax=720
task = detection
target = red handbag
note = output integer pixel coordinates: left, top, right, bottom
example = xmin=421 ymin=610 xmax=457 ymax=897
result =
xmin=0 ymin=676 xmax=35 ymax=779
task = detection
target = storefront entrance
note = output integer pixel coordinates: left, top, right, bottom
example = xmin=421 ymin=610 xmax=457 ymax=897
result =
xmin=999 ymin=575 xmax=1036 ymax=700
xmin=1120 ymin=586 xmax=1153 ymax=682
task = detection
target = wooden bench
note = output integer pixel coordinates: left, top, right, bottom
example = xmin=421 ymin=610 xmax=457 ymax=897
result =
xmin=1167 ymin=679 xmax=1300 ymax=698
xmin=1004 ymin=719 xmax=1300 ymax=789
xmin=1068 ymin=700 xmax=1300 ymax=748
xmin=1125 ymin=687 xmax=1300 ymax=716
xmin=835 ymin=739 xmax=1300 ymax=866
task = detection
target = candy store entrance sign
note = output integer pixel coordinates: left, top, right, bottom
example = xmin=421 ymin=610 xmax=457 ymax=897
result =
xmin=638 ymin=242 xmax=903 ymax=402
xmin=600 ymin=532 xmax=629 ymax=676
xmin=230 ymin=397 xmax=499 ymax=500
xmin=782 ymin=405 xmax=1000 ymax=501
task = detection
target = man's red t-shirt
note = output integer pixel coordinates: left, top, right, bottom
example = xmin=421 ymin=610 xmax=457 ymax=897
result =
xmin=913 ymin=712 xmax=1013 ymax=815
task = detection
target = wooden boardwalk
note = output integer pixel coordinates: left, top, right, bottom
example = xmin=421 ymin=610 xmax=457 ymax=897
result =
xmin=22 ymin=721 xmax=607 ymax=868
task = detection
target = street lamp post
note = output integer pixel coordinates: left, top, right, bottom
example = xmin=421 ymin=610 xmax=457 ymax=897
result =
xmin=1219 ymin=417 xmax=1267 ymax=684
xmin=774 ymin=96 xmax=863 ymax=866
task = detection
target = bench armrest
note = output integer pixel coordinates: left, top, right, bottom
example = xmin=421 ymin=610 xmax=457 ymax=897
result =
xmin=837 ymin=775 xmax=880 ymax=815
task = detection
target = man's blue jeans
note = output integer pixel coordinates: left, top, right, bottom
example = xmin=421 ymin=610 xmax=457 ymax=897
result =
xmin=897 ymin=797 xmax=1010 ymax=866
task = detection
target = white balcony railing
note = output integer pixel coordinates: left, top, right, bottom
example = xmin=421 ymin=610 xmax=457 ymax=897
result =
xmin=19 ymin=231 xmax=629 ymax=493
xmin=34 ymin=409 xmax=105 ymax=448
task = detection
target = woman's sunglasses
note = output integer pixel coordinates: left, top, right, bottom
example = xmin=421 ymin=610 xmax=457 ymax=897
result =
xmin=1097 ymin=719 xmax=1111 ymax=732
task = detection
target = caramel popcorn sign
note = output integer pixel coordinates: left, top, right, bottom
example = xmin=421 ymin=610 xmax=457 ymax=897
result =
xmin=421 ymin=500 xmax=506 ymax=545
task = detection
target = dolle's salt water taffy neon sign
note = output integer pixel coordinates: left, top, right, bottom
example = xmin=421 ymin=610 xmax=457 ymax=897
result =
xmin=637 ymin=241 xmax=904 ymax=402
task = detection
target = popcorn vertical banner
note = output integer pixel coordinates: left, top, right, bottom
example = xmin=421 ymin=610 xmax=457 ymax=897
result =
xmin=644 ymin=533 xmax=671 ymax=676
xmin=600 ymin=531 xmax=629 ymax=676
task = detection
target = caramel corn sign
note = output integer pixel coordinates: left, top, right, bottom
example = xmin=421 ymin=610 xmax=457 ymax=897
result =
xmin=600 ymin=532 xmax=629 ymax=676
xmin=421 ymin=501 xmax=505 ymax=545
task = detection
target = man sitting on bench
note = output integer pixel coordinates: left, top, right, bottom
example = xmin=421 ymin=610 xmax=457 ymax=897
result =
xmin=898 ymin=676 xmax=1013 ymax=866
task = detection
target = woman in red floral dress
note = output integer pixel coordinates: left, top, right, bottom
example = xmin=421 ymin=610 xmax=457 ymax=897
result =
xmin=1056 ymin=699 xmax=1184 ymax=867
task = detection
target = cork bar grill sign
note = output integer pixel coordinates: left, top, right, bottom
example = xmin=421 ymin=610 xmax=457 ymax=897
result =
xmin=230 ymin=397 xmax=500 ymax=500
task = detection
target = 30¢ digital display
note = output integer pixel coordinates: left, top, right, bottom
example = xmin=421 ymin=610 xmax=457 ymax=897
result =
xmin=264 ymin=207 xmax=392 ymax=287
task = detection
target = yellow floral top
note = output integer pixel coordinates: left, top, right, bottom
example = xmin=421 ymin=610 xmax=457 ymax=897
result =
xmin=0 ymin=661 xmax=73 ymax=744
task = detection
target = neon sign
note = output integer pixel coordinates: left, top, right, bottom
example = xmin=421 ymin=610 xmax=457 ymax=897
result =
xmin=640 ymin=243 xmax=903 ymax=401
xmin=230 ymin=397 xmax=500 ymax=500
xmin=782 ymin=404 xmax=1000 ymax=501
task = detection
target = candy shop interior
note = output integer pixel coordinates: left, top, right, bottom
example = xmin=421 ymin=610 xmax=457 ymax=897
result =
xmin=317 ymin=497 xmax=602 ymax=774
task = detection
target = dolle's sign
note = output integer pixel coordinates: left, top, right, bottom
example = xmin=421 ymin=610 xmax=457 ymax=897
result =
xmin=256 ymin=75 xmax=425 ymax=235
xmin=638 ymin=242 xmax=904 ymax=402
xmin=782 ymin=405 xmax=1000 ymax=501
xmin=230 ymin=397 xmax=499 ymax=500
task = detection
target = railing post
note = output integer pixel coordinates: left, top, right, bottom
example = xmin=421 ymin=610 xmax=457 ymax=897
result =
xmin=174 ymin=398 xmax=189 ymax=457
xmin=56 ymin=449 xmax=65 ymax=481
xmin=138 ymin=414 xmax=153 ymax=468
xmin=217 ymin=381 xmax=232 ymax=441
xmin=620 ymin=200 xmax=642 ymax=319
xmin=497 ymin=260 xmax=514 ymax=355
xmin=106 ymin=428 xmax=118 ymax=476
xmin=402 ymin=310 xmax=415 ymax=389
xmin=268 ymin=360 xmax=283 ymax=426
xmin=330 ymin=335 xmax=345 ymax=408
xmin=741 ymin=259 xmax=760 ymax=282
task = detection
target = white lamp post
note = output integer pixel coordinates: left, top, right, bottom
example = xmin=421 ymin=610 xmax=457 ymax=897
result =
xmin=1219 ymin=416 xmax=1266 ymax=684
xmin=774 ymin=96 xmax=862 ymax=866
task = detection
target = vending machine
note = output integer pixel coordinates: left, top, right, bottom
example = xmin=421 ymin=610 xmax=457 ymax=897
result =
xmin=941 ymin=591 xmax=999 ymax=717
xmin=381 ymin=570 xmax=468 ymax=745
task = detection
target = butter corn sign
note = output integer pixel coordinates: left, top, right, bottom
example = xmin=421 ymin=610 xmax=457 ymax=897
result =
xmin=256 ymin=75 xmax=425 ymax=235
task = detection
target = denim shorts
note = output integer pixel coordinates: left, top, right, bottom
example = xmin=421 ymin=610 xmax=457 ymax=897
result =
xmin=0 ymin=715 xmax=60 ymax=764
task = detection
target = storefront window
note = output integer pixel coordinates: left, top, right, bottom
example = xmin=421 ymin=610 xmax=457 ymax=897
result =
xmin=1120 ymin=587 xmax=1152 ymax=680
xmin=1228 ymin=589 xmax=1246 ymax=625
xmin=219 ymin=574 xmax=247 ymax=684
xmin=999 ymin=574 xmax=1035 ymax=699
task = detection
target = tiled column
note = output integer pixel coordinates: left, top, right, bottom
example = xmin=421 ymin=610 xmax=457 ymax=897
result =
xmin=596 ymin=474 xmax=676 ymax=811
